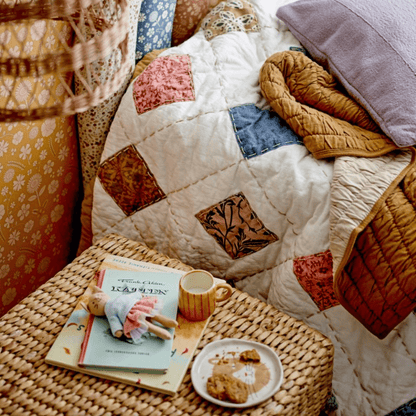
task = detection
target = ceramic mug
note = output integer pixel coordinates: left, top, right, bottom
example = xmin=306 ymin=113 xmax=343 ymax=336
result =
xmin=178 ymin=270 xmax=233 ymax=321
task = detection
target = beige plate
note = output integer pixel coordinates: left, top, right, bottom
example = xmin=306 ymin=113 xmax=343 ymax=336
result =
xmin=191 ymin=338 xmax=284 ymax=408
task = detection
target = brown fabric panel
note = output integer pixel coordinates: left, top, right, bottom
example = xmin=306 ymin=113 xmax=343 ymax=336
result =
xmin=259 ymin=51 xmax=398 ymax=159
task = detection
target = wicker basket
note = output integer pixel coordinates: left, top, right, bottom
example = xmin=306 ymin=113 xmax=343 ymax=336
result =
xmin=0 ymin=234 xmax=334 ymax=416
xmin=0 ymin=0 xmax=130 ymax=122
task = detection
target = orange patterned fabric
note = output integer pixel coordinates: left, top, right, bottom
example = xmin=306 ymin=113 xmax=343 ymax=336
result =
xmin=293 ymin=251 xmax=340 ymax=311
xmin=0 ymin=21 xmax=81 ymax=316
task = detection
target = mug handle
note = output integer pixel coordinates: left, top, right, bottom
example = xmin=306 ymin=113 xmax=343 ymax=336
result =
xmin=215 ymin=283 xmax=233 ymax=302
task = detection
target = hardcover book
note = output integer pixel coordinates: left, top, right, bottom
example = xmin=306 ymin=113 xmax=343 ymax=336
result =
xmin=45 ymin=255 xmax=212 ymax=395
xmin=78 ymin=268 xmax=181 ymax=373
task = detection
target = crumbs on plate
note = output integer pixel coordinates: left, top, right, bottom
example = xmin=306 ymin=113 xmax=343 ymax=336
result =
xmin=207 ymin=373 xmax=249 ymax=403
xmin=206 ymin=348 xmax=263 ymax=404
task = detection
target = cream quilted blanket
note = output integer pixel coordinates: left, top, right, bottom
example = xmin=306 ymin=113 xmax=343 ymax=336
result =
xmin=90 ymin=0 xmax=416 ymax=414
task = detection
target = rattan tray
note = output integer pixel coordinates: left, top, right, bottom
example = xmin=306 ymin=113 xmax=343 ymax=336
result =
xmin=0 ymin=234 xmax=334 ymax=416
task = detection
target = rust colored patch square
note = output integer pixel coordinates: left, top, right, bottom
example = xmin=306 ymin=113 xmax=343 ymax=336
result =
xmin=195 ymin=192 xmax=278 ymax=259
xmin=98 ymin=145 xmax=166 ymax=216
xmin=293 ymin=250 xmax=340 ymax=311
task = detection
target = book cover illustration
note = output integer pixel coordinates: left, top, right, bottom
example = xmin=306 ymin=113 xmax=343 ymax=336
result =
xmin=78 ymin=268 xmax=181 ymax=372
xmin=45 ymin=255 xmax=211 ymax=395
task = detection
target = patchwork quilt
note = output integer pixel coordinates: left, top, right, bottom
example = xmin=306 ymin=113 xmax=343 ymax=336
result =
xmin=90 ymin=0 xmax=416 ymax=415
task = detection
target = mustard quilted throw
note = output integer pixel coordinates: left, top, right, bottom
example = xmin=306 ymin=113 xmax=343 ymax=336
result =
xmin=260 ymin=51 xmax=416 ymax=338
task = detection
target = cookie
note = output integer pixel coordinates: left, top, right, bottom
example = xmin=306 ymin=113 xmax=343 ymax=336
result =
xmin=239 ymin=349 xmax=261 ymax=363
xmin=206 ymin=374 xmax=249 ymax=404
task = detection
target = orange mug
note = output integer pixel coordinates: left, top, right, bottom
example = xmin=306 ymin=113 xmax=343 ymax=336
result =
xmin=178 ymin=270 xmax=233 ymax=321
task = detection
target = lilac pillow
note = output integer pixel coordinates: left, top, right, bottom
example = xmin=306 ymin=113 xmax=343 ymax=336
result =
xmin=277 ymin=0 xmax=416 ymax=148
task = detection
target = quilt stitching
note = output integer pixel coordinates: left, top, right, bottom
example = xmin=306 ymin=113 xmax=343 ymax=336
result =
xmin=98 ymin=159 xmax=240 ymax=236
xmin=120 ymin=108 xmax=228 ymax=149
xmin=242 ymin=155 xmax=300 ymax=235
xmin=95 ymin=7 xmax=325 ymax=268
xmin=338 ymin=214 xmax=409 ymax=335
xmin=384 ymin=194 xmax=416 ymax=301
xmin=321 ymin=310 xmax=377 ymax=415
xmin=97 ymin=154 xmax=302 ymax=264
xmin=362 ymin=203 xmax=416 ymax=312
xmin=344 ymin=248 xmax=393 ymax=328
xmin=98 ymin=146 xmax=300 ymax=240
xmin=330 ymin=154 xmax=396 ymax=239
xmin=367 ymin=219 xmax=410 ymax=316
xmin=149 ymin=3 xmax=286 ymax=262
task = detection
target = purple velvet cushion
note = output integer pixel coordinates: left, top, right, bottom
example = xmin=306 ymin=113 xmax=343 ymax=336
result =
xmin=277 ymin=0 xmax=416 ymax=148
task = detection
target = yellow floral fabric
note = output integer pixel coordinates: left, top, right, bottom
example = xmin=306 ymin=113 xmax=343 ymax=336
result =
xmin=0 ymin=20 xmax=81 ymax=316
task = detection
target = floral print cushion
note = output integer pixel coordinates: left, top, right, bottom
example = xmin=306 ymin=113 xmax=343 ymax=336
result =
xmin=0 ymin=20 xmax=80 ymax=316
xmin=135 ymin=0 xmax=177 ymax=63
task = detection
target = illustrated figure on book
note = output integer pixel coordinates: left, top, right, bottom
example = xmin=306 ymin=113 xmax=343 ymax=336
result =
xmin=81 ymin=286 xmax=178 ymax=342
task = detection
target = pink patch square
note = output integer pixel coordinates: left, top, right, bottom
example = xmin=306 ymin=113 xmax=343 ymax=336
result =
xmin=133 ymin=54 xmax=195 ymax=115
xmin=293 ymin=250 xmax=340 ymax=311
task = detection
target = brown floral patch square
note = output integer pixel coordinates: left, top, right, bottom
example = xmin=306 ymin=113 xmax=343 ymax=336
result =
xmin=199 ymin=0 xmax=260 ymax=41
xmin=293 ymin=250 xmax=340 ymax=311
xmin=195 ymin=192 xmax=278 ymax=259
xmin=98 ymin=145 xmax=166 ymax=216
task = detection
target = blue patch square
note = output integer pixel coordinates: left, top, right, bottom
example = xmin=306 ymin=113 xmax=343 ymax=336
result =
xmin=386 ymin=398 xmax=416 ymax=416
xmin=229 ymin=104 xmax=303 ymax=159
xmin=135 ymin=0 xmax=177 ymax=63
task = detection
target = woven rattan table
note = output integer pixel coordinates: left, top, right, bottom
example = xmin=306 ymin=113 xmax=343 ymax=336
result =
xmin=0 ymin=234 xmax=334 ymax=416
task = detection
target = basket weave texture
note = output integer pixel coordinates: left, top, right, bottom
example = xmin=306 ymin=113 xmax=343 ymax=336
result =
xmin=0 ymin=234 xmax=334 ymax=416
xmin=0 ymin=0 xmax=130 ymax=122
